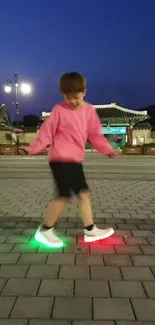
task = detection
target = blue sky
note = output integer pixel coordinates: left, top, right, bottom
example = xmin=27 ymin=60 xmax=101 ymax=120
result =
xmin=0 ymin=0 xmax=155 ymax=119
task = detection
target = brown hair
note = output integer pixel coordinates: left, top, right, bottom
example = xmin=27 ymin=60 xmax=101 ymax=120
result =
xmin=59 ymin=72 xmax=86 ymax=94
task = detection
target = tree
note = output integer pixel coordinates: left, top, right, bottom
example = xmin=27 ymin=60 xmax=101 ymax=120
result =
xmin=140 ymin=105 xmax=155 ymax=126
xmin=23 ymin=114 xmax=40 ymax=127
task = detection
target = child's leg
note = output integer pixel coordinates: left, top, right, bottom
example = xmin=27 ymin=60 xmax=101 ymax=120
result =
xmin=35 ymin=162 xmax=72 ymax=246
xmin=78 ymin=190 xmax=114 ymax=242
xmin=43 ymin=197 xmax=69 ymax=228
xmin=35 ymin=197 xmax=70 ymax=246
xmin=73 ymin=164 xmax=114 ymax=242
xmin=78 ymin=191 xmax=94 ymax=227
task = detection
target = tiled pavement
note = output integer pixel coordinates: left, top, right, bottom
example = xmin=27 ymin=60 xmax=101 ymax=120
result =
xmin=0 ymin=154 xmax=155 ymax=324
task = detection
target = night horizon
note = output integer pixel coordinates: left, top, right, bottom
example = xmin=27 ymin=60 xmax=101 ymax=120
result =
xmin=0 ymin=0 xmax=155 ymax=120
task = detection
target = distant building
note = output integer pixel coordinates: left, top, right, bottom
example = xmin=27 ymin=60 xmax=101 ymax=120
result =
xmin=42 ymin=102 xmax=153 ymax=148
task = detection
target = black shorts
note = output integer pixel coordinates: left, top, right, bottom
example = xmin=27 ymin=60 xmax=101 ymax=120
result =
xmin=49 ymin=162 xmax=89 ymax=198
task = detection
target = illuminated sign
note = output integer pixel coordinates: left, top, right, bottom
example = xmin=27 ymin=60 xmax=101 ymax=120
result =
xmin=102 ymin=127 xmax=126 ymax=135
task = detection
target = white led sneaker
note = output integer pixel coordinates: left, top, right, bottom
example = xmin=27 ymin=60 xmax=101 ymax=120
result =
xmin=84 ymin=225 xmax=114 ymax=243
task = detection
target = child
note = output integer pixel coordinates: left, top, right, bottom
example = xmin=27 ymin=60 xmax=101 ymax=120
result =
xmin=25 ymin=72 xmax=119 ymax=247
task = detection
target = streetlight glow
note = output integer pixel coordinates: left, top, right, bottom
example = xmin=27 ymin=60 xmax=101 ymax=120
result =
xmin=3 ymin=74 xmax=33 ymax=127
xmin=20 ymin=83 xmax=31 ymax=95
xmin=4 ymin=85 xmax=12 ymax=93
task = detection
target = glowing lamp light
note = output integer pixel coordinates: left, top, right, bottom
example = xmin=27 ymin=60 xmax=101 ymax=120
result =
xmin=20 ymin=83 xmax=32 ymax=95
xmin=4 ymin=85 xmax=12 ymax=93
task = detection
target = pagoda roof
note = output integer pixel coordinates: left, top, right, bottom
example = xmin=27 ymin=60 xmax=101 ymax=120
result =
xmin=94 ymin=103 xmax=149 ymax=125
xmin=0 ymin=104 xmax=12 ymax=131
xmin=133 ymin=119 xmax=152 ymax=130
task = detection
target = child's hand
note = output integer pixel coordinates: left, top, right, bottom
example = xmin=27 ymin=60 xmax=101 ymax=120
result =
xmin=108 ymin=149 xmax=119 ymax=158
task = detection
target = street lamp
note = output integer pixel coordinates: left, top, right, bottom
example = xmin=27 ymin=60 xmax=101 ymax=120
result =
xmin=4 ymin=73 xmax=32 ymax=127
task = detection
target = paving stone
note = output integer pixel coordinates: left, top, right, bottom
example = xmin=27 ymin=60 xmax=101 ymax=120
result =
xmin=110 ymin=281 xmax=146 ymax=297
xmin=75 ymin=279 xmax=109 ymax=297
xmin=12 ymin=243 xmax=38 ymax=253
xmin=56 ymin=222 xmax=76 ymax=229
xmin=91 ymin=266 xmax=122 ymax=280
xmin=47 ymin=254 xmax=75 ymax=265
xmin=132 ymin=230 xmax=155 ymax=237
xmin=115 ymin=245 xmax=142 ymax=255
xmin=100 ymin=237 xmax=125 ymax=245
xmin=64 ymin=243 xmax=89 ymax=254
xmin=0 ymin=222 xmax=16 ymax=228
xmin=53 ymin=297 xmax=92 ymax=320
xmin=143 ymin=281 xmax=155 ymax=298
xmin=150 ymin=266 xmax=155 ymax=276
xmin=121 ymin=267 xmax=154 ymax=280
xmin=124 ymin=237 xmax=149 ymax=245
xmin=116 ymin=321 xmax=154 ymax=325
xmin=126 ymin=219 xmax=144 ymax=224
xmin=0 ymin=320 xmax=28 ymax=325
xmin=90 ymin=245 xmax=115 ymax=254
xmin=73 ymin=320 xmax=114 ymax=325
xmin=0 ymin=243 xmax=14 ymax=252
xmin=114 ymin=230 xmax=132 ymax=237
xmin=0 ymin=253 xmax=20 ymax=264
xmin=18 ymin=253 xmax=47 ymax=264
xmin=76 ymin=254 xmax=103 ymax=265
xmin=94 ymin=298 xmax=134 ymax=320
xmin=6 ymin=235 xmax=30 ymax=244
xmin=37 ymin=244 xmax=63 ymax=252
xmin=59 ymin=265 xmax=89 ymax=279
xmin=2 ymin=278 xmax=40 ymax=296
xmin=138 ymin=224 xmax=155 ymax=230
xmin=29 ymin=321 xmax=70 ymax=325
xmin=104 ymin=255 xmax=132 ymax=266
xmin=66 ymin=229 xmax=83 ymax=236
xmin=132 ymin=298 xmax=155 ymax=321
xmin=117 ymin=224 xmax=138 ymax=230
xmin=26 ymin=265 xmax=59 ymax=278
xmin=132 ymin=255 xmax=155 ymax=266
xmin=29 ymin=319 xmax=71 ymax=325
xmin=23 ymin=229 xmax=36 ymax=236
xmin=0 ymin=278 xmax=7 ymax=292
xmin=147 ymin=237 xmax=155 ymax=245
xmin=11 ymin=297 xmax=54 ymax=318
xmin=0 ymin=265 xmax=29 ymax=278
xmin=140 ymin=246 xmax=155 ymax=254
xmin=0 ymin=229 xmax=23 ymax=236
xmin=0 ymin=235 xmax=7 ymax=243
xmin=10 ymin=217 xmax=31 ymax=222
xmin=0 ymin=296 xmax=16 ymax=318
xmin=113 ymin=214 xmax=131 ymax=219
xmin=106 ymin=218 xmax=125 ymax=224
xmin=38 ymin=279 xmax=73 ymax=296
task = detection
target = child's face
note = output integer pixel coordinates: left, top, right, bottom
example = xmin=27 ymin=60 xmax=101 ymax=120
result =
xmin=64 ymin=91 xmax=86 ymax=109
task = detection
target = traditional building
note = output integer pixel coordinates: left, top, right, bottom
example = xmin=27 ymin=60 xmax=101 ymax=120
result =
xmin=42 ymin=103 xmax=152 ymax=148
xmin=94 ymin=103 xmax=151 ymax=148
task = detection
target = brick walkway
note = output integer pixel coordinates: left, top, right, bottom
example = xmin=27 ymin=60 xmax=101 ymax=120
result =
xmin=0 ymin=154 xmax=155 ymax=324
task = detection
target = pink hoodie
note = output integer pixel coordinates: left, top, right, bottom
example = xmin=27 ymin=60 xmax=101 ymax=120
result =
xmin=28 ymin=101 xmax=113 ymax=162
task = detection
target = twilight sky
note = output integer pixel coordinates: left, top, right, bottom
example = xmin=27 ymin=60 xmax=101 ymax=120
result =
xmin=0 ymin=0 xmax=155 ymax=120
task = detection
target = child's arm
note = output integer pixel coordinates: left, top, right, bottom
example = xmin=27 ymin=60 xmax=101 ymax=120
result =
xmin=88 ymin=108 xmax=118 ymax=156
xmin=27 ymin=106 xmax=59 ymax=155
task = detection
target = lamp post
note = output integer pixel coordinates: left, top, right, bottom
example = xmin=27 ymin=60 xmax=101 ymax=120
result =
xmin=4 ymin=73 xmax=32 ymax=127
xmin=4 ymin=74 xmax=32 ymax=155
